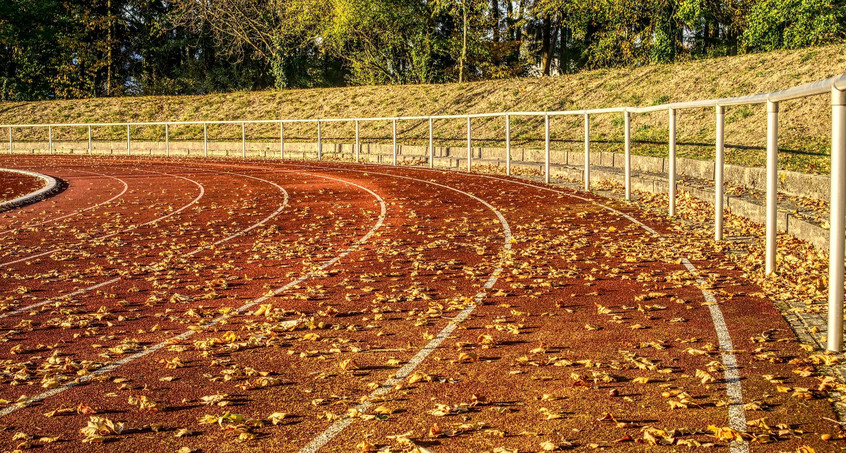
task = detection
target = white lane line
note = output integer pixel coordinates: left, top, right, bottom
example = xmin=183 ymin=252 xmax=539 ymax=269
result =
xmin=0 ymin=171 xmax=386 ymax=418
xmin=0 ymin=168 xmax=289 ymax=320
xmin=0 ymin=170 xmax=129 ymax=235
xmin=464 ymin=172 xmax=748 ymax=452
xmin=298 ymin=171 xmax=512 ymax=453
xmin=0 ymin=170 xmax=205 ymax=267
xmin=681 ymin=258 xmax=748 ymax=453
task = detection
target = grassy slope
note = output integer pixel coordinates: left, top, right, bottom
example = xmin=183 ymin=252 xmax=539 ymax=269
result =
xmin=1 ymin=44 xmax=845 ymax=173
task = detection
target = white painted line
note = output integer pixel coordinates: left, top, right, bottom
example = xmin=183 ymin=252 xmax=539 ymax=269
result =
xmin=0 ymin=170 xmax=386 ymax=418
xmin=465 ymin=172 xmax=748 ymax=452
xmin=298 ymin=170 xmax=512 ymax=453
xmin=682 ymin=258 xmax=748 ymax=453
xmin=0 ymin=170 xmax=129 ymax=236
xmin=0 ymin=167 xmax=289 ymax=320
xmin=0 ymin=170 xmax=205 ymax=268
xmin=0 ymin=168 xmax=58 ymax=211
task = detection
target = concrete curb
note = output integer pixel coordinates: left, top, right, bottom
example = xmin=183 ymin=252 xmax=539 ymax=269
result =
xmin=0 ymin=168 xmax=59 ymax=212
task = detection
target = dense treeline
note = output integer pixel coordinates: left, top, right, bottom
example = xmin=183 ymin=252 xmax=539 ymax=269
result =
xmin=1 ymin=0 xmax=844 ymax=101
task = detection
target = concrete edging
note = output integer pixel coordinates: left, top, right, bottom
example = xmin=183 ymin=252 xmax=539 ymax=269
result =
xmin=0 ymin=168 xmax=59 ymax=212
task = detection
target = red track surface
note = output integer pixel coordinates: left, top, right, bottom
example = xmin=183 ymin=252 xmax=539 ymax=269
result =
xmin=0 ymin=155 xmax=841 ymax=452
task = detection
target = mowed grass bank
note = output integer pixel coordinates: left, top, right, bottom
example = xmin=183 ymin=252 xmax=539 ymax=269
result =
xmin=1 ymin=44 xmax=844 ymax=174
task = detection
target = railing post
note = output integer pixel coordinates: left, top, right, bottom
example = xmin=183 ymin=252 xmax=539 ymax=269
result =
xmin=280 ymin=121 xmax=285 ymax=160
xmin=584 ymin=113 xmax=590 ymax=191
xmin=392 ymin=119 xmax=398 ymax=166
xmin=715 ymin=105 xmax=726 ymax=241
xmin=49 ymin=126 xmax=54 ymax=155
xmin=8 ymin=127 xmax=11 ymax=154
xmin=165 ymin=123 xmax=170 ymax=157
xmin=544 ymin=113 xmax=551 ymax=184
xmin=624 ymin=110 xmax=631 ymax=201
xmin=765 ymin=100 xmax=779 ymax=275
xmin=126 ymin=124 xmax=130 ymax=155
xmin=466 ymin=116 xmax=472 ymax=172
xmin=428 ymin=118 xmax=434 ymax=169
xmin=317 ymin=120 xmax=322 ymax=161
xmin=669 ymin=108 xmax=677 ymax=216
xmin=828 ymin=87 xmax=846 ymax=352
xmin=88 ymin=125 xmax=92 ymax=155
xmin=203 ymin=123 xmax=208 ymax=157
xmin=355 ymin=120 xmax=360 ymax=163
xmin=505 ymin=114 xmax=511 ymax=176
xmin=241 ymin=122 xmax=246 ymax=158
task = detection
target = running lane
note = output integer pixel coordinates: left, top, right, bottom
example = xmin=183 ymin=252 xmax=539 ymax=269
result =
xmin=0 ymin=157 xmax=837 ymax=453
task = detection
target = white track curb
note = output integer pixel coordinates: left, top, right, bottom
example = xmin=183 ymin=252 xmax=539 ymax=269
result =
xmin=0 ymin=168 xmax=59 ymax=211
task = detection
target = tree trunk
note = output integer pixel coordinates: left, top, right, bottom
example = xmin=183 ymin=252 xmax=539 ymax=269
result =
xmin=558 ymin=23 xmax=569 ymax=74
xmin=491 ymin=0 xmax=500 ymax=43
xmin=106 ymin=0 xmax=112 ymax=96
xmin=541 ymin=15 xmax=551 ymax=76
xmin=460 ymin=2 xmax=467 ymax=83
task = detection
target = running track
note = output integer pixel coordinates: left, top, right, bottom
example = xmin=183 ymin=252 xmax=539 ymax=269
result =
xmin=0 ymin=155 xmax=839 ymax=452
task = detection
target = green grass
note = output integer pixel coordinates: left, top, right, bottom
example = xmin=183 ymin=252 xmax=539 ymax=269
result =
xmin=1 ymin=44 xmax=845 ymax=174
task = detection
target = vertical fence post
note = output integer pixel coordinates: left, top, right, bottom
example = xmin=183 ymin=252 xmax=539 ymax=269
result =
xmin=624 ymin=110 xmax=631 ymax=201
xmin=715 ymin=105 xmax=726 ymax=241
xmin=317 ymin=120 xmax=322 ymax=161
xmin=126 ymin=124 xmax=130 ymax=155
xmin=165 ymin=123 xmax=170 ymax=157
xmin=505 ymin=114 xmax=511 ymax=176
xmin=203 ymin=123 xmax=208 ymax=158
xmin=669 ymin=108 xmax=677 ymax=216
xmin=392 ymin=119 xmax=398 ymax=166
xmin=49 ymin=126 xmax=54 ymax=155
xmin=280 ymin=121 xmax=285 ymax=160
xmin=466 ymin=117 xmax=472 ymax=172
xmin=7 ymin=127 xmax=11 ymax=154
xmin=428 ymin=118 xmax=434 ymax=169
xmin=355 ymin=120 xmax=360 ymax=163
xmin=828 ymin=87 xmax=846 ymax=352
xmin=765 ymin=100 xmax=779 ymax=275
xmin=88 ymin=125 xmax=92 ymax=155
xmin=241 ymin=122 xmax=246 ymax=158
xmin=544 ymin=113 xmax=551 ymax=184
xmin=584 ymin=113 xmax=590 ymax=191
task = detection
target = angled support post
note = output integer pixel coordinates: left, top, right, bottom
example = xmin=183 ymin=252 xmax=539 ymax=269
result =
xmin=624 ymin=111 xmax=631 ymax=201
xmin=544 ymin=113 xmax=551 ymax=184
xmin=669 ymin=108 xmax=677 ymax=216
xmin=765 ymin=100 xmax=779 ymax=275
xmin=505 ymin=114 xmax=511 ymax=176
xmin=828 ymin=87 xmax=846 ymax=352
xmin=466 ymin=117 xmax=472 ymax=172
xmin=584 ymin=113 xmax=590 ymax=191
xmin=715 ymin=105 xmax=726 ymax=241
xmin=428 ymin=118 xmax=434 ymax=169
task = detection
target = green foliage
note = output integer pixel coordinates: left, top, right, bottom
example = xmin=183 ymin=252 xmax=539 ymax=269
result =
xmin=1 ymin=0 xmax=843 ymax=100
xmin=742 ymin=0 xmax=846 ymax=51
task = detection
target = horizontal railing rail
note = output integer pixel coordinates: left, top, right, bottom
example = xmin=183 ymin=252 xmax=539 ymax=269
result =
xmin=3 ymin=73 xmax=845 ymax=351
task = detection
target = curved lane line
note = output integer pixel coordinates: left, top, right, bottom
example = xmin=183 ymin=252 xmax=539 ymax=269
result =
xmin=0 ymin=167 xmax=290 ymax=320
xmin=0 ymin=170 xmax=205 ymax=268
xmin=466 ymin=172 xmax=748 ymax=453
xmin=0 ymin=170 xmax=130 ymax=236
xmin=296 ymin=168 xmax=512 ymax=453
xmin=0 ymin=169 xmax=386 ymax=418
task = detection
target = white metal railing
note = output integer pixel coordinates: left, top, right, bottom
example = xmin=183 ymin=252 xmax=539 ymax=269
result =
xmin=4 ymin=73 xmax=846 ymax=350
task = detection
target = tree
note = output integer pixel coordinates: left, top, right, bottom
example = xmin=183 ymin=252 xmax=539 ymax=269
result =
xmin=742 ymin=0 xmax=846 ymax=52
